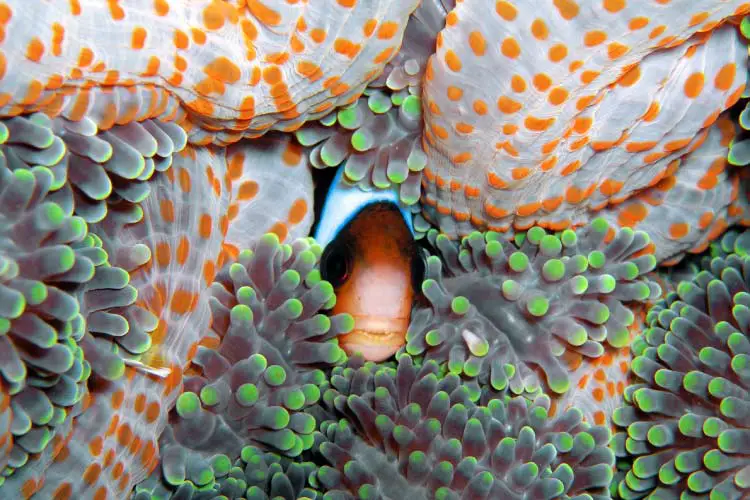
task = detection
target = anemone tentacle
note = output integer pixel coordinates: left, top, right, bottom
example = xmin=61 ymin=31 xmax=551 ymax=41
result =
xmin=613 ymin=230 xmax=750 ymax=498
xmin=314 ymin=355 xmax=614 ymax=499
xmin=404 ymin=218 xmax=661 ymax=412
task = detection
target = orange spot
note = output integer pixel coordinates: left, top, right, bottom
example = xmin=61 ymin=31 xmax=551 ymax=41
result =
xmin=684 ymin=72 xmax=705 ymax=98
xmin=573 ymin=116 xmax=592 ymax=134
xmin=26 ymin=38 xmax=44 ymax=62
xmin=511 ymin=167 xmax=530 ymax=180
xmin=549 ymin=44 xmax=567 ymax=62
xmin=669 ymin=222 xmax=689 ymax=239
xmin=553 ymin=0 xmax=579 ymax=20
xmin=117 ymin=423 xmax=133 ymax=447
xmin=629 ymin=16 xmax=649 ymax=30
xmin=453 ymin=152 xmax=472 ymax=164
xmin=548 ymin=87 xmax=568 ymax=105
xmin=83 ymin=463 xmax=102 ymax=486
xmin=199 ymin=214 xmax=212 ymax=239
xmin=517 ymin=202 xmax=541 ymax=216
xmin=203 ymin=2 xmax=225 ymax=30
xmin=173 ymin=28 xmax=189 ymax=49
xmin=642 ymin=101 xmax=660 ymax=122
xmin=625 ymin=141 xmax=657 ymax=153
xmin=377 ymin=21 xmax=398 ymax=39
xmin=592 ymin=387 xmax=604 ymax=402
xmin=160 ymin=199 xmax=175 ymax=223
xmin=107 ymin=0 xmax=124 ymax=19
xmin=145 ymin=402 xmax=161 ymax=424
xmin=617 ymin=203 xmax=648 ymax=227
xmin=540 ymin=156 xmax=558 ymax=172
xmin=447 ymin=86 xmax=463 ymax=101
xmin=649 ymin=25 xmax=666 ymax=39
xmin=282 ymin=141 xmax=303 ymax=166
xmin=176 ymin=237 xmax=190 ymax=265
xmin=288 ymin=198 xmax=308 ymax=224
xmin=576 ymin=95 xmax=595 ymax=111
xmin=178 ymin=168 xmax=191 ymax=193
xmin=497 ymin=96 xmax=522 ymax=114
xmin=445 ymin=50 xmax=462 ymax=72
xmin=170 ymin=288 xmax=199 ymax=314
xmin=603 ymin=0 xmax=625 ymax=12
xmin=533 ymin=73 xmax=552 ymax=91
xmin=501 ymin=37 xmax=521 ymax=58
xmin=725 ymin=84 xmax=746 ymax=108
xmin=664 ymin=138 xmax=691 ymax=152
xmin=561 ymin=160 xmax=581 ymax=176
xmin=496 ymin=1 xmax=518 ymax=20
xmin=542 ymin=139 xmax=560 ymax=154
xmin=618 ymin=65 xmax=641 ymax=87
xmin=246 ymin=0 xmax=281 ymax=26
xmin=698 ymin=212 xmax=714 ymax=229
xmin=269 ymin=221 xmax=288 ymax=242
xmin=503 ymin=123 xmax=518 ymax=135
xmin=524 ymin=116 xmax=555 ymax=132
xmin=715 ymin=63 xmax=736 ymax=91
xmin=333 ymin=38 xmax=361 ymax=58
xmin=53 ymin=483 xmax=73 ymax=500
xmin=580 ymin=70 xmax=599 ymax=84
xmin=205 ymin=57 xmax=241 ymax=84
xmin=154 ymin=0 xmax=169 ymax=15
xmin=531 ymin=19 xmax=548 ymax=40
xmin=607 ymin=42 xmax=629 ymax=60
xmin=469 ymin=31 xmax=486 ymax=56
xmin=487 ymin=172 xmax=507 ymax=189
xmin=542 ymin=196 xmax=563 ymax=211
xmin=584 ymin=30 xmax=607 ymax=46
xmin=237 ymin=180 xmax=259 ymax=201
xmin=689 ymin=11 xmax=709 ymax=27
xmin=473 ymin=99 xmax=488 ymax=115
xmin=310 ymin=28 xmax=326 ymax=43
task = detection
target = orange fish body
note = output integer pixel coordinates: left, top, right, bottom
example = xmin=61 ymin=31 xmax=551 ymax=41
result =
xmin=315 ymin=169 xmax=420 ymax=361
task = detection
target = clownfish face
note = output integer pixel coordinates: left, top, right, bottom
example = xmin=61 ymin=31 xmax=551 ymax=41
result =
xmin=319 ymin=203 xmax=425 ymax=361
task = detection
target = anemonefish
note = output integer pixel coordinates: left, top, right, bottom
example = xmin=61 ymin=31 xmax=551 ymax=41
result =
xmin=315 ymin=166 xmax=425 ymax=362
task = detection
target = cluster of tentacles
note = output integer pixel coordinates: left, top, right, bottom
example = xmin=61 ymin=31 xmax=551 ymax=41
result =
xmin=0 ymin=0 xmax=750 ymax=499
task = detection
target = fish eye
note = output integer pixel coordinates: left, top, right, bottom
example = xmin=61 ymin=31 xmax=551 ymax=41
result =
xmin=321 ymin=241 xmax=353 ymax=288
xmin=411 ymin=246 xmax=429 ymax=292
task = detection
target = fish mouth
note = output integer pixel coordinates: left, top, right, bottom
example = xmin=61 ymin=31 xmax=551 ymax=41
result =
xmin=339 ymin=315 xmax=408 ymax=362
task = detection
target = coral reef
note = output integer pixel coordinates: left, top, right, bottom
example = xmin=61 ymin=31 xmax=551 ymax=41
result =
xmin=612 ymin=229 xmax=750 ymax=498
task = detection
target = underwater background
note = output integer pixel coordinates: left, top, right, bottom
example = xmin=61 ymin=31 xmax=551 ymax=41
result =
xmin=0 ymin=0 xmax=749 ymax=498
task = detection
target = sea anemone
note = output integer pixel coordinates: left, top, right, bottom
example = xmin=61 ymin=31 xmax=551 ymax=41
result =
xmin=134 ymin=234 xmax=352 ymax=496
xmin=313 ymin=355 xmax=614 ymax=499
xmin=1 ymin=0 xmax=750 ymax=497
xmin=133 ymin=444 xmax=319 ymax=500
xmin=420 ymin=1 xmax=749 ymax=262
xmin=404 ymin=218 xmax=660 ymax=406
xmin=613 ymin=229 xmax=750 ymax=498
